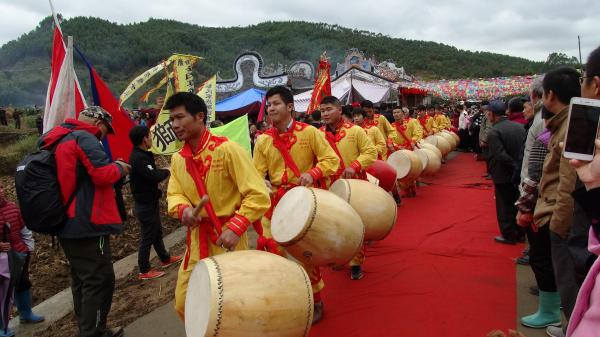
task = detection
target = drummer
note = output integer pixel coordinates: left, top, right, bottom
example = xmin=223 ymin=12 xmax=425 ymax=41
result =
xmin=361 ymin=100 xmax=396 ymax=148
xmin=320 ymin=96 xmax=378 ymax=280
xmin=390 ymin=107 xmax=424 ymax=151
xmin=433 ymin=105 xmax=452 ymax=131
xmin=253 ymin=85 xmax=340 ymax=324
xmin=418 ymin=105 xmax=439 ymax=136
xmin=389 ymin=107 xmax=424 ymax=198
xmin=164 ymin=92 xmax=271 ymax=321
xmin=352 ymin=107 xmax=388 ymax=160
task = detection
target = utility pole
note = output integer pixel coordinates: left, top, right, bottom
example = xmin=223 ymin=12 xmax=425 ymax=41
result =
xmin=578 ymin=35 xmax=583 ymax=70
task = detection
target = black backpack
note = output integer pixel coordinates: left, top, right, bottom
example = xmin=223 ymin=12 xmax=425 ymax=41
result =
xmin=14 ymin=135 xmax=79 ymax=235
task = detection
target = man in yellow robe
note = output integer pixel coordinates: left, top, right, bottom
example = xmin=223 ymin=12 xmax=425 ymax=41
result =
xmin=418 ymin=106 xmax=439 ymax=136
xmin=352 ymin=107 xmax=388 ymax=160
xmin=165 ymin=92 xmax=271 ymax=321
xmin=320 ymin=96 xmax=377 ymax=281
xmin=389 ymin=107 xmax=424 ymax=151
xmin=253 ymin=86 xmax=339 ymax=324
xmin=361 ymin=100 xmax=396 ymax=150
xmin=433 ymin=105 xmax=451 ymax=130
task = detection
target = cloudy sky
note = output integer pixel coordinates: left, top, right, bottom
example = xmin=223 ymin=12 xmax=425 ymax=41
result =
xmin=1 ymin=0 xmax=598 ymax=62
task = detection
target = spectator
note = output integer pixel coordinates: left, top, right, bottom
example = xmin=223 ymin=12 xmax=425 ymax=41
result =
xmin=128 ymin=126 xmax=181 ymax=280
xmin=485 ymin=100 xmax=526 ymax=244
xmin=0 ymin=182 xmax=45 ymax=336
xmin=457 ymin=103 xmax=470 ymax=151
xmin=0 ymin=107 xmax=7 ymax=126
xmin=38 ymin=106 xmax=130 ymax=337
xmin=35 ymin=112 xmax=43 ymax=135
xmin=507 ymin=97 xmax=529 ymax=125
xmin=13 ymin=109 xmax=21 ymax=129
xmin=525 ymin=67 xmax=580 ymax=330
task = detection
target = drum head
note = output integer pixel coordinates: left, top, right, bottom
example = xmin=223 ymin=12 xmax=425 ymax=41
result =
xmin=271 ymin=186 xmax=315 ymax=244
xmin=425 ymin=135 xmax=438 ymax=146
xmin=387 ymin=151 xmax=412 ymax=179
xmin=415 ymin=149 xmax=429 ymax=170
xmin=185 ymin=262 xmax=212 ymax=337
xmin=329 ymin=179 xmax=351 ymax=202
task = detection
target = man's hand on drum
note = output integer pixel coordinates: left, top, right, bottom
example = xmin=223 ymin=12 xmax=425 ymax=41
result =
xmin=181 ymin=206 xmax=200 ymax=227
xmin=298 ymin=172 xmax=314 ymax=186
xmin=342 ymin=167 xmax=356 ymax=178
xmin=216 ymin=228 xmax=240 ymax=250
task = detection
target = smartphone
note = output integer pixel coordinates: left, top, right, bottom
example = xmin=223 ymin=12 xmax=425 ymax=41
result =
xmin=563 ymin=97 xmax=600 ymax=161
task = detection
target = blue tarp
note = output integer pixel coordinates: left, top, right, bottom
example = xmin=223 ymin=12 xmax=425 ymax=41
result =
xmin=216 ymin=88 xmax=265 ymax=112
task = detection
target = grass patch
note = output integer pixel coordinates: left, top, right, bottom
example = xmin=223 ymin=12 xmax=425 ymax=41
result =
xmin=0 ymin=134 xmax=39 ymax=175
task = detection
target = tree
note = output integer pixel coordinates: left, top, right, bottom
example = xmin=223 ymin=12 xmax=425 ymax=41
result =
xmin=545 ymin=52 xmax=580 ymax=69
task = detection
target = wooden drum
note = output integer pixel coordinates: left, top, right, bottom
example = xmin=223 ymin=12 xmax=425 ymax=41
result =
xmin=434 ymin=135 xmax=452 ymax=156
xmin=329 ymin=179 xmax=397 ymax=241
xmin=364 ymin=159 xmax=397 ymax=192
xmin=185 ymin=250 xmax=313 ymax=337
xmin=415 ymin=148 xmax=442 ymax=176
xmin=418 ymin=142 xmax=443 ymax=159
xmin=438 ymin=131 xmax=457 ymax=150
xmin=387 ymin=149 xmax=423 ymax=183
xmin=270 ymin=186 xmax=364 ymax=266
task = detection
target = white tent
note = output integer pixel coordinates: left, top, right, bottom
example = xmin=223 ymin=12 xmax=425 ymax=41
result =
xmin=294 ymin=67 xmax=399 ymax=112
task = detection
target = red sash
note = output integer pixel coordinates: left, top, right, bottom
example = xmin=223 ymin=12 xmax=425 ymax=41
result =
xmin=393 ymin=120 xmax=413 ymax=149
xmin=183 ymin=155 xmax=223 ymax=268
xmin=264 ymin=126 xmax=302 ymax=179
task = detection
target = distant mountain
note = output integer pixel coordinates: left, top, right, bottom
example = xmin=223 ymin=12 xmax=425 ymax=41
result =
xmin=0 ymin=16 xmax=544 ymax=106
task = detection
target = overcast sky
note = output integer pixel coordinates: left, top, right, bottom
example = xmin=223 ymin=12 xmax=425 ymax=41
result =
xmin=1 ymin=0 xmax=598 ymax=62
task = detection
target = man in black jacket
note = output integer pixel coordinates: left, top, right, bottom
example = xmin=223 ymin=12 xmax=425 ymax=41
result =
xmin=129 ymin=126 xmax=181 ymax=280
xmin=486 ymin=100 xmax=526 ymax=244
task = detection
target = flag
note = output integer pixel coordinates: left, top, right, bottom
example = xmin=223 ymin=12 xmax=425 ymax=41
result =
xmin=43 ymin=1 xmax=87 ymax=133
xmin=211 ymin=115 xmax=252 ymax=156
xmin=306 ymin=56 xmax=331 ymax=115
xmin=120 ymin=62 xmax=169 ymax=106
xmin=257 ymin=95 xmax=267 ymax=122
xmin=150 ymin=82 xmax=184 ymax=155
xmin=76 ymin=48 xmax=135 ymax=161
xmin=196 ymin=75 xmax=216 ymax=123
xmin=140 ymin=73 xmax=172 ymax=103
xmin=172 ymin=54 xmax=202 ymax=93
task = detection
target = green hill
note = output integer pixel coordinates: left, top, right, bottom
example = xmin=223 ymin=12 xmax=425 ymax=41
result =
xmin=0 ymin=16 xmax=545 ymax=106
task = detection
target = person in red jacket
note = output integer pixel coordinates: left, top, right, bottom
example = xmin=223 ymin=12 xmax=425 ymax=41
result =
xmin=0 ymin=181 xmax=45 ymax=334
xmin=38 ymin=106 xmax=130 ymax=337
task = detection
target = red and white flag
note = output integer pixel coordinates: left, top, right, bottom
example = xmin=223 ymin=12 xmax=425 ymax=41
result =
xmin=43 ymin=1 xmax=86 ymax=133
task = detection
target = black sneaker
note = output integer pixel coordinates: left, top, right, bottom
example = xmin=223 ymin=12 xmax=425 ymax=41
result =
xmin=515 ymin=255 xmax=530 ymax=265
xmin=312 ymin=301 xmax=324 ymax=325
xmin=350 ymin=266 xmax=364 ymax=280
xmin=494 ymin=236 xmax=517 ymax=245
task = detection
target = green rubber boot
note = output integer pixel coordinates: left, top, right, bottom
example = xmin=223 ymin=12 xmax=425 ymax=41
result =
xmin=520 ymin=290 xmax=562 ymax=328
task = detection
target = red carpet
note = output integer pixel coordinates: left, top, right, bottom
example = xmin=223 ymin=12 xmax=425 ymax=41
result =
xmin=310 ymin=153 xmax=524 ymax=337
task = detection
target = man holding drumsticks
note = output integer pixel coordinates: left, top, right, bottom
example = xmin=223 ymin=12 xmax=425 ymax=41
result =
xmin=164 ymin=92 xmax=271 ymax=321
xmin=253 ymin=85 xmax=339 ymax=324
xmin=320 ymin=96 xmax=378 ymax=281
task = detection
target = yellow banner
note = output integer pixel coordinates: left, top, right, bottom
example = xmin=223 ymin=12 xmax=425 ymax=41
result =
xmin=140 ymin=73 xmax=172 ymax=103
xmin=150 ymin=82 xmax=184 ymax=155
xmin=120 ymin=62 xmax=168 ymax=105
xmin=172 ymin=54 xmax=202 ymax=93
xmin=196 ymin=75 xmax=217 ymax=123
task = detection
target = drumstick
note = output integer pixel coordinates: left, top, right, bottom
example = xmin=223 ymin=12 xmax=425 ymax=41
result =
xmin=192 ymin=195 xmax=210 ymax=217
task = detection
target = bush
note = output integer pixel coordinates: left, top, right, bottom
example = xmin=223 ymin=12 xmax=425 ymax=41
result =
xmin=0 ymin=134 xmax=39 ymax=175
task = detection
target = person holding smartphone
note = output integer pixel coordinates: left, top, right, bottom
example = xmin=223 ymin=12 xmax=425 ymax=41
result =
xmin=523 ymin=67 xmax=581 ymax=329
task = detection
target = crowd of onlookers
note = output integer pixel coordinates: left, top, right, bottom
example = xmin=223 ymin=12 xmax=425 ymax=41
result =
xmin=484 ymin=46 xmax=600 ymax=337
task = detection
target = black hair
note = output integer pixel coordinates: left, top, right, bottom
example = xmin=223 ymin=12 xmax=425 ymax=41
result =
xmin=586 ymin=45 xmax=600 ymax=82
xmin=311 ymin=109 xmax=322 ymax=121
xmin=320 ymin=96 xmax=342 ymax=107
xmin=507 ymin=97 xmax=527 ymax=113
xmin=266 ymin=85 xmax=294 ymax=105
xmin=360 ymin=100 xmax=374 ymax=108
xmin=164 ymin=92 xmax=208 ymax=123
xmin=542 ymin=66 xmax=581 ymax=105
xmin=129 ymin=125 xmax=149 ymax=146
xmin=352 ymin=107 xmax=366 ymax=117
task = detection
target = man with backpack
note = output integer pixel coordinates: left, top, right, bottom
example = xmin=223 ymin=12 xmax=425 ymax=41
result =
xmin=33 ymin=106 xmax=130 ymax=337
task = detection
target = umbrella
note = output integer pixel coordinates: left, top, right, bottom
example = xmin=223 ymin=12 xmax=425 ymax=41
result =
xmin=0 ymin=223 xmax=25 ymax=334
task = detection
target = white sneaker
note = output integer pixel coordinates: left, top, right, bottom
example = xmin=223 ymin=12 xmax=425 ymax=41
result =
xmin=546 ymin=326 xmax=565 ymax=337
